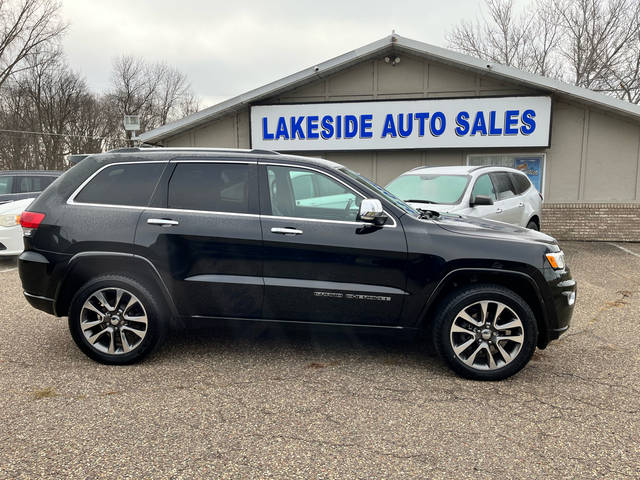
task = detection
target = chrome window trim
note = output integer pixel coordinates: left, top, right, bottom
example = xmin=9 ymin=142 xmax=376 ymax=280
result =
xmin=259 ymin=161 xmax=397 ymax=228
xmin=67 ymin=159 xmax=256 ymax=206
xmin=66 ymin=159 xmax=398 ymax=228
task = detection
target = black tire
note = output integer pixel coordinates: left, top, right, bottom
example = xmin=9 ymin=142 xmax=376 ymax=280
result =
xmin=433 ymin=284 xmax=538 ymax=381
xmin=68 ymin=275 xmax=168 ymax=365
xmin=526 ymin=220 xmax=539 ymax=231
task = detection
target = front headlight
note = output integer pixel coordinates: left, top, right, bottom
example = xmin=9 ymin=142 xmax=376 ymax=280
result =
xmin=545 ymin=251 xmax=565 ymax=270
xmin=0 ymin=213 xmax=20 ymax=227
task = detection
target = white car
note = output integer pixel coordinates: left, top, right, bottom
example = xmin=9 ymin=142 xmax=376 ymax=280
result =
xmin=0 ymin=197 xmax=34 ymax=256
xmin=385 ymin=166 xmax=542 ymax=229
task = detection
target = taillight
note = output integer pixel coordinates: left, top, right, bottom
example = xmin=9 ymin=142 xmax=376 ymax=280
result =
xmin=20 ymin=211 xmax=46 ymax=229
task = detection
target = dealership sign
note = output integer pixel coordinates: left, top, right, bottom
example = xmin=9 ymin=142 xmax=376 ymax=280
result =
xmin=251 ymin=96 xmax=551 ymax=151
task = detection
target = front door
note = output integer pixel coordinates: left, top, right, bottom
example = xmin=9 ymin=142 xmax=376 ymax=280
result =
xmin=259 ymin=163 xmax=408 ymax=326
xmin=135 ymin=160 xmax=263 ymax=319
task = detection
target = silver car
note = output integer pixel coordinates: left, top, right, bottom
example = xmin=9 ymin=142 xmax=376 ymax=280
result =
xmin=385 ymin=165 xmax=543 ymax=229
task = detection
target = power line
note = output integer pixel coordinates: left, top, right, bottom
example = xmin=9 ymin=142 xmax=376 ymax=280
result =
xmin=0 ymin=128 xmax=108 ymax=140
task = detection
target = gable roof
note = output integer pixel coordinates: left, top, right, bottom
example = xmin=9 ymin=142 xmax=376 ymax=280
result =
xmin=139 ymin=34 xmax=640 ymax=144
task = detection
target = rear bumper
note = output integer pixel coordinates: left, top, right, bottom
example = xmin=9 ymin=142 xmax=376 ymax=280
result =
xmin=23 ymin=291 xmax=55 ymax=315
xmin=19 ymin=250 xmax=57 ymax=315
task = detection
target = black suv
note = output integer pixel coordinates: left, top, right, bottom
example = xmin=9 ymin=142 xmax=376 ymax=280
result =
xmin=18 ymin=148 xmax=576 ymax=380
xmin=0 ymin=170 xmax=61 ymax=205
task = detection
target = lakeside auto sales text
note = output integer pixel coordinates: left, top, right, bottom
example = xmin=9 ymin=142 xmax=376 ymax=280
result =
xmin=261 ymin=109 xmax=536 ymax=141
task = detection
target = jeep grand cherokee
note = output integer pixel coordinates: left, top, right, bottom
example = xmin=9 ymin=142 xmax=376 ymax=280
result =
xmin=18 ymin=148 xmax=576 ymax=380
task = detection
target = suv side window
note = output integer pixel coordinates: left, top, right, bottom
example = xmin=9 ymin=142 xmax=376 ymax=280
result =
xmin=490 ymin=172 xmax=516 ymax=200
xmin=74 ymin=163 xmax=165 ymax=206
xmin=14 ymin=175 xmax=54 ymax=193
xmin=266 ymin=165 xmax=361 ymax=221
xmin=509 ymin=173 xmax=531 ymax=195
xmin=168 ymin=163 xmax=253 ymax=213
xmin=0 ymin=176 xmax=12 ymax=195
xmin=471 ymin=174 xmax=497 ymax=202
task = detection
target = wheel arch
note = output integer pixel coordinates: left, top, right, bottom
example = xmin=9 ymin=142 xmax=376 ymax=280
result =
xmin=54 ymin=252 xmax=178 ymax=322
xmin=418 ymin=268 xmax=550 ymax=348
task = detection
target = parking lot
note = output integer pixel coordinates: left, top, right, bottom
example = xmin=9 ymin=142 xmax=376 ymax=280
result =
xmin=0 ymin=241 xmax=638 ymax=479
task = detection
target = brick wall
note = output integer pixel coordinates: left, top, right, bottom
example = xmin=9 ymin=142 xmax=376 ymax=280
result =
xmin=542 ymin=203 xmax=640 ymax=241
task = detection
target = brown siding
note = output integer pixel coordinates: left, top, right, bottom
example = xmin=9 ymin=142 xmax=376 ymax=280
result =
xmin=542 ymin=203 xmax=640 ymax=241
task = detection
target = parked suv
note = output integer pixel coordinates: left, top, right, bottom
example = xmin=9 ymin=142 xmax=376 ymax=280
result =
xmin=0 ymin=170 xmax=61 ymax=205
xmin=386 ymin=166 xmax=542 ymax=230
xmin=18 ymin=148 xmax=576 ymax=380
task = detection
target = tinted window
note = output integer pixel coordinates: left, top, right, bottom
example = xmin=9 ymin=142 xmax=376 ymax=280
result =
xmin=168 ymin=163 xmax=251 ymax=213
xmin=509 ymin=173 xmax=531 ymax=195
xmin=75 ymin=163 xmax=165 ymax=206
xmin=0 ymin=176 xmax=12 ymax=195
xmin=14 ymin=175 xmax=56 ymax=193
xmin=471 ymin=174 xmax=497 ymax=202
xmin=490 ymin=173 xmax=516 ymax=200
xmin=267 ymin=166 xmax=360 ymax=221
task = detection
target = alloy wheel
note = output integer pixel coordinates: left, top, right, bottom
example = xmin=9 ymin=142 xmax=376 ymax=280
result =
xmin=80 ymin=287 xmax=148 ymax=355
xmin=449 ymin=300 xmax=524 ymax=370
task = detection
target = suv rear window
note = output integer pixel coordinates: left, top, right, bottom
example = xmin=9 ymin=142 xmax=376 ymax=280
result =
xmin=509 ymin=173 xmax=531 ymax=195
xmin=490 ymin=172 xmax=516 ymax=200
xmin=168 ymin=163 xmax=252 ymax=213
xmin=74 ymin=163 xmax=165 ymax=206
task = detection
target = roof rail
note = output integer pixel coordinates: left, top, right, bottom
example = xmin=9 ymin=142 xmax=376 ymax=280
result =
xmin=107 ymin=147 xmax=280 ymax=155
xmin=470 ymin=165 xmax=495 ymax=172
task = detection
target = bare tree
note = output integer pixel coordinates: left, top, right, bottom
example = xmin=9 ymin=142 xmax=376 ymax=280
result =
xmin=448 ymin=0 xmax=640 ymax=103
xmin=447 ymin=0 xmax=562 ymax=76
xmin=0 ymin=56 xmax=116 ymax=170
xmin=553 ymin=0 xmax=640 ymax=90
xmin=108 ymin=55 xmax=199 ymax=144
xmin=0 ymin=0 xmax=66 ymax=89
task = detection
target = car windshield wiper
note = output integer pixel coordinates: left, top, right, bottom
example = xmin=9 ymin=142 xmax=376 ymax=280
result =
xmin=416 ymin=208 xmax=440 ymax=220
xmin=404 ymin=199 xmax=441 ymax=204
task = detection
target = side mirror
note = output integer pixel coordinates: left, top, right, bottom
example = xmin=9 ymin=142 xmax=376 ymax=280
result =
xmin=470 ymin=195 xmax=494 ymax=207
xmin=358 ymin=198 xmax=388 ymax=226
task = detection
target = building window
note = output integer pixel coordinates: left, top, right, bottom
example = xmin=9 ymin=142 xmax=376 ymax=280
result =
xmin=467 ymin=154 xmax=545 ymax=192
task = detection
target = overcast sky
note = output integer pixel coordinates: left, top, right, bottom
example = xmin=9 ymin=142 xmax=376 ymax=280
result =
xmin=61 ymin=0 xmax=500 ymax=108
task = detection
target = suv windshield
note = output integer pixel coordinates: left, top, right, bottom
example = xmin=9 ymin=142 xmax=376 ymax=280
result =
xmin=386 ymin=173 xmax=470 ymax=205
xmin=339 ymin=168 xmax=419 ymax=217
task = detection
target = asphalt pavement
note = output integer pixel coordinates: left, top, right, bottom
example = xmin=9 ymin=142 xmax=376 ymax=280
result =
xmin=0 ymin=242 xmax=638 ymax=479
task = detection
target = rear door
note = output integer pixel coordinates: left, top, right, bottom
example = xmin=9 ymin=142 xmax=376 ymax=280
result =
xmin=259 ymin=163 xmax=408 ymax=326
xmin=135 ymin=159 xmax=263 ymax=319
xmin=489 ymin=172 xmax=521 ymax=224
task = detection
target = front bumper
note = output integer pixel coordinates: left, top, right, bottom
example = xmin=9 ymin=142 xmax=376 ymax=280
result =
xmin=543 ymin=266 xmax=577 ymax=342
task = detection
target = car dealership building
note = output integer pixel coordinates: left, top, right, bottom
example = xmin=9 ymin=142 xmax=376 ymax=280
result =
xmin=139 ymin=34 xmax=640 ymax=241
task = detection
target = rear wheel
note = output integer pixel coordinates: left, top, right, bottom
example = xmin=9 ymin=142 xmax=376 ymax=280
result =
xmin=68 ymin=275 xmax=167 ymax=364
xmin=433 ymin=284 xmax=538 ymax=380
xmin=526 ymin=219 xmax=539 ymax=230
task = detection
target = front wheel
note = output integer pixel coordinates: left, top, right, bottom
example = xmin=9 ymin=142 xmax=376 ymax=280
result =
xmin=433 ymin=284 xmax=538 ymax=380
xmin=68 ymin=275 xmax=167 ymax=364
xmin=526 ymin=220 xmax=539 ymax=231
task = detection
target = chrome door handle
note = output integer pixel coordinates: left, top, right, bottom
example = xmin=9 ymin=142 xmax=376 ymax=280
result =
xmin=271 ymin=227 xmax=303 ymax=235
xmin=147 ymin=218 xmax=179 ymax=226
